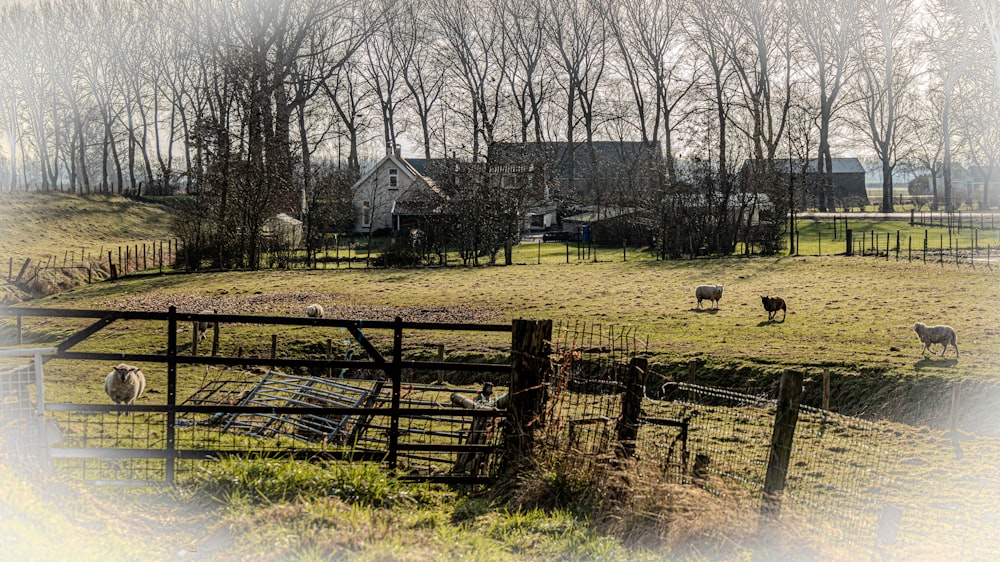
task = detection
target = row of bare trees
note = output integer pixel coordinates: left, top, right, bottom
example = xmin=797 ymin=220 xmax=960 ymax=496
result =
xmin=0 ymin=0 xmax=998 ymax=262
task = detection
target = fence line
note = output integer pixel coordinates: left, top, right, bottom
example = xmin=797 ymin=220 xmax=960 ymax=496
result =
xmin=2 ymin=239 xmax=179 ymax=288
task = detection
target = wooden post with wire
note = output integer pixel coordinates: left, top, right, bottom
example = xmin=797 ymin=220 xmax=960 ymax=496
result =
xmin=616 ymin=357 xmax=648 ymax=458
xmin=436 ymin=344 xmax=445 ymax=384
xmin=761 ymin=369 xmax=804 ymax=521
xmin=823 ymin=368 xmax=830 ymax=411
xmin=503 ymin=319 xmax=553 ymax=471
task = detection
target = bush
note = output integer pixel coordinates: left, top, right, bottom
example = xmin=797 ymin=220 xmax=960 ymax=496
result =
xmin=372 ymin=238 xmax=422 ymax=267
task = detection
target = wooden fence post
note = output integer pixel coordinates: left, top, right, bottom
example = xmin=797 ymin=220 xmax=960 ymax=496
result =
xmin=15 ymin=258 xmax=30 ymax=284
xmin=503 ymin=319 xmax=553 ymax=471
xmin=436 ymin=344 xmax=445 ymax=384
xmin=191 ymin=320 xmax=199 ymax=356
xmin=761 ymin=369 xmax=804 ymax=521
xmin=211 ymin=320 xmax=220 ymax=356
xmin=845 ymin=229 xmax=853 ymax=256
xmin=822 ymin=368 xmax=830 ymax=411
xmin=326 ymin=339 xmax=333 ymax=377
xmin=166 ymin=306 xmax=178 ymax=484
xmin=948 ymin=381 xmax=962 ymax=435
xmin=270 ymin=334 xmax=278 ymax=369
xmin=388 ymin=317 xmax=403 ymax=470
xmin=687 ymin=360 xmax=697 ymax=400
xmin=616 ymin=357 xmax=648 ymax=458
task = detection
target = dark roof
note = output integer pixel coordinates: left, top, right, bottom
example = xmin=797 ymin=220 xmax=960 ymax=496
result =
xmin=967 ymin=165 xmax=999 ymax=182
xmin=488 ymin=141 xmax=663 ymax=179
xmin=405 ymin=158 xmax=448 ymax=178
xmin=761 ymin=158 xmax=866 ymax=175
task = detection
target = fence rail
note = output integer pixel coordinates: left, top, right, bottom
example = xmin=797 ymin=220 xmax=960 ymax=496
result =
xmin=0 ymin=307 xmax=512 ymax=485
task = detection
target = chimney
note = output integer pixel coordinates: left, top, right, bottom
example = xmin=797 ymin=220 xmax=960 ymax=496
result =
xmin=394 ymin=144 xmax=401 ymax=158
xmin=386 ymin=141 xmax=393 ymax=157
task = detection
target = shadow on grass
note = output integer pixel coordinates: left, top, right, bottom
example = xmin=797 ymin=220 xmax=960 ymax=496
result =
xmin=914 ymin=357 xmax=959 ymax=370
xmin=756 ymin=319 xmax=786 ymax=327
xmin=692 ymin=308 xmax=719 ymax=315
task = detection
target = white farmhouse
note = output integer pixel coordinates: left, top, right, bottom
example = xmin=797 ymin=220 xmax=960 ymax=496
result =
xmin=351 ymin=144 xmax=447 ymax=234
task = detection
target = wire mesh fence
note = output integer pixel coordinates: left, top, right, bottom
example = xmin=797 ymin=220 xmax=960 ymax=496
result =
xmin=539 ymin=321 xmax=896 ymax=556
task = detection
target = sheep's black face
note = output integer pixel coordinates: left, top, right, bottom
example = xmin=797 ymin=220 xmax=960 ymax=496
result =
xmin=115 ymin=367 xmax=131 ymax=382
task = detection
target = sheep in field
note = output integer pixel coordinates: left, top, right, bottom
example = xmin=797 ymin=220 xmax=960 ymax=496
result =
xmin=306 ymin=304 xmax=325 ymax=318
xmin=195 ymin=309 xmax=216 ymax=341
xmin=104 ymin=363 xmax=146 ymax=414
xmin=913 ymin=322 xmax=959 ymax=358
xmin=695 ymin=285 xmax=724 ymax=309
xmin=761 ymin=296 xmax=787 ymax=322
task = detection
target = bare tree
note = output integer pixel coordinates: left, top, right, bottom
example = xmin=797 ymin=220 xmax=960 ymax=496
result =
xmin=544 ymin=0 xmax=608 ymax=198
xmin=363 ymin=0 xmax=410 ymax=152
xmin=497 ymin=0 xmax=550 ymax=145
xmin=602 ymin=0 xmax=691 ymax=183
xmin=400 ymin=1 xmax=446 ymax=157
xmin=977 ymin=0 xmax=1000 ymax=87
xmin=430 ymin=0 xmax=507 ymax=161
xmin=907 ymin=92 xmax=946 ymax=206
xmin=793 ymin=0 xmax=859 ymax=212
xmin=923 ymin=0 xmax=975 ymax=212
xmin=854 ymin=0 xmax=918 ymax=213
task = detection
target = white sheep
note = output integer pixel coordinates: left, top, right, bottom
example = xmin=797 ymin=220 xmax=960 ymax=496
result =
xmin=695 ymin=284 xmax=724 ymax=309
xmin=306 ymin=303 xmax=325 ymax=318
xmin=196 ymin=309 xmax=216 ymax=341
xmin=104 ymin=363 xmax=146 ymax=414
xmin=913 ymin=322 xmax=959 ymax=358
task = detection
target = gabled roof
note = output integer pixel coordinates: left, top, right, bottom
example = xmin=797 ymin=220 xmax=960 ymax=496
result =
xmin=488 ymin=141 xmax=663 ymax=179
xmin=354 ymin=153 xmax=420 ymax=187
xmin=760 ymin=158 xmax=866 ymax=174
xmin=967 ymin=165 xmax=999 ymax=182
xmin=352 ymin=153 xmax=449 ymax=201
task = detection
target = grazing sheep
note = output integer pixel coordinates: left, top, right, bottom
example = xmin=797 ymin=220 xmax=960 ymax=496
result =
xmin=104 ymin=363 xmax=146 ymax=414
xmin=913 ymin=322 xmax=959 ymax=358
xmin=761 ymin=296 xmax=787 ymax=322
xmin=196 ymin=309 xmax=216 ymax=341
xmin=306 ymin=303 xmax=325 ymax=318
xmin=695 ymin=285 xmax=724 ymax=309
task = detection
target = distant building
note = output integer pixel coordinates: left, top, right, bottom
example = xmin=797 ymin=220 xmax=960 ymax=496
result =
xmin=743 ymin=158 xmax=867 ymax=204
xmin=350 ymin=145 xmax=447 ymax=234
xmin=488 ymin=141 xmax=664 ymax=204
xmin=263 ymin=213 xmax=303 ymax=248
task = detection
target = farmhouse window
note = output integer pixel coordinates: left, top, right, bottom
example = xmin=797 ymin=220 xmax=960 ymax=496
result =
xmin=388 ymin=168 xmax=398 ymax=190
xmin=362 ymin=201 xmax=371 ymax=227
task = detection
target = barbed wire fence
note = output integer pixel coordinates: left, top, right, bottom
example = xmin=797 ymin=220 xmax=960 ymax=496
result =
xmin=540 ymin=321 xmax=902 ymax=556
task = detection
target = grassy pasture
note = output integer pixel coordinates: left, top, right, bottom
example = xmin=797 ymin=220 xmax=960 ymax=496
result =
xmin=14 ymin=254 xmax=998 ymax=403
xmin=3 ymin=193 xmax=1000 ymax=560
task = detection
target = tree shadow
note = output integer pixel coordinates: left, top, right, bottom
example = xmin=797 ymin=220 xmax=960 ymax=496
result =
xmin=914 ymin=357 xmax=958 ymax=370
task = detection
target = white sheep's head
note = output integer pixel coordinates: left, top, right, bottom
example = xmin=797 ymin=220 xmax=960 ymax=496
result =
xmin=113 ymin=364 xmax=137 ymax=382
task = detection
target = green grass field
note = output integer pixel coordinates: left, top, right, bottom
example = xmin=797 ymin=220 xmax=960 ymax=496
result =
xmin=2 ymin=192 xmax=999 ymax=561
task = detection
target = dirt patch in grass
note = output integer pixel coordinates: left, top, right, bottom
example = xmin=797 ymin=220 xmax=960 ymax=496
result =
xmin=88 ymin=290 xmax=505 ymax=324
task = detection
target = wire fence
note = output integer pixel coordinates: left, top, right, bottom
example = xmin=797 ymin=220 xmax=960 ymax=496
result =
xmin=539 ymin=322 xmax=898 ymax=556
